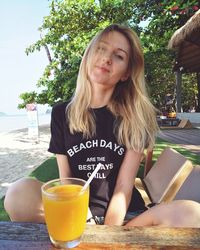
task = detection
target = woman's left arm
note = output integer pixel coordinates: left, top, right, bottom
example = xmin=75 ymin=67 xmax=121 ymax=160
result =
xmin=104 ymin=149 xmax=143 ymax=226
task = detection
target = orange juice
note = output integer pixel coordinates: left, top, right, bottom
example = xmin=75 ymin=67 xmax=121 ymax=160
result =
xmin=42 ymin=183 xmax=89 ymax=242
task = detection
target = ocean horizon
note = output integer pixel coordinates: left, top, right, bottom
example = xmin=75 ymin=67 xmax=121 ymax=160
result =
xmin=0 ymin=113 xmax=51 ymax=133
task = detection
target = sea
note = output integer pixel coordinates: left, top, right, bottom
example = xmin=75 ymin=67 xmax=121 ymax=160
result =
xmin=0 ymin=113 xmax=51 ymax=133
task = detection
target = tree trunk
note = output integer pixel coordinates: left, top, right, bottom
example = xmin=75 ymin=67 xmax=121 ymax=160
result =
xmin=40 ymin=33 xmax=52 ymax=63
xmin=175 ymin=70 xmax=182 ymax=112
xmin=44 ymin=44 xmax=52 ymax=63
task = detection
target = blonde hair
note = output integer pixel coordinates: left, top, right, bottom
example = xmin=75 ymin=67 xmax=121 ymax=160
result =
xmin=67 ymin=24 xmax=159 ymax=152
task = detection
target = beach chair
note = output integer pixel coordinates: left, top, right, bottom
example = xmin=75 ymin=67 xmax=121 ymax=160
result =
xmin=135 ymin=147 xmax=193 ymax=205
xmin=174 ymin=165 xmax=200 ymax=203
xmin=177 ymin=119 xmax=193 ymax=129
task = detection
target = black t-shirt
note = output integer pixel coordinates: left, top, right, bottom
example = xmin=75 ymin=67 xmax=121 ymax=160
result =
xmin=48 ymin=102 xmax=146 ymax=216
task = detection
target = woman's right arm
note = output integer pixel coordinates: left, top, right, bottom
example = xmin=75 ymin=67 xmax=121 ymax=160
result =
xmin=56 ymin=154 xmax=72 ymax=178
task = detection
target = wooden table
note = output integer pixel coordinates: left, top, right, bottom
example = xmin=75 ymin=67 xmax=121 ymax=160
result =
xmin=0 ymin=221 xmax=200 ymax=249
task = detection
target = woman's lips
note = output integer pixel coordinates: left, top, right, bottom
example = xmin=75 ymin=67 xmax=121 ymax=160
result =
xmin=96 ymin=65 xmax=110 ymax=73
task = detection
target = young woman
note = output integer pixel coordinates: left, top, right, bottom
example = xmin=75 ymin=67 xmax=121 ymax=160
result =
xmin=4 ymin=24 xmax=200 ymax=227
xmin=47 ymin=24 xmax=158 ymax=225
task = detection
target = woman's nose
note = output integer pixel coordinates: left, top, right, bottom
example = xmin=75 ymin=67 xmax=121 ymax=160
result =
xmin=102 ymin=52 xmax=112 ymax=65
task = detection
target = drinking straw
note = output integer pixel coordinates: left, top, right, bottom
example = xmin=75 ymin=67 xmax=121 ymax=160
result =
xmin=81 ymin=163 xmax=103 ymax=192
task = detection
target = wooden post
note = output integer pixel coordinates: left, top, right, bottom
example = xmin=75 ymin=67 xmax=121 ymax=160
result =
xmin=175 ymin=70 xmax=182 ymax=112
xmin=196 ymin=72 xmax=200 ymax=112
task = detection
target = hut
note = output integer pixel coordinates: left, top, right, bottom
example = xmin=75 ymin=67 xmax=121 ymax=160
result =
xmin=168 ymin=9 xmax=200 ymax=113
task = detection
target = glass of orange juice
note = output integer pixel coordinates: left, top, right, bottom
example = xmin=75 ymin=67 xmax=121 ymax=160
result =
xmin=41 ymin=178 xmax=89 ymax=249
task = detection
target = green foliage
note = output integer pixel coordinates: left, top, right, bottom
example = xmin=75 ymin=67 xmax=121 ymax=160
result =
xmin=137 ymin=1 xmax=199 ymax=110
xmin=29 ymin=157 xmax=59 ymax=182
xmin=181 ymin=73 xmax=198 ymax=111
xmin=20 ymin=0 xmax=137 ymax=108
xmin=19 ymin=0 xmax=199 ymax=112
xmin=133 ymin=0 xmax=199 ymax=33
xmin=18 ymin=92 xmax=37 ymax=109
xmin=0 ymin=197 xmax=10 ymax=221
xmin=144 ymin=49 xmax=175 ymax=109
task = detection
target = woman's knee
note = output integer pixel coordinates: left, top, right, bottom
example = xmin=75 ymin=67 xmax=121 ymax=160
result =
xmin=151 ymin=200 xmax=200 ymax=227
xmin=4 ymin=177 xmax=44 ymax=223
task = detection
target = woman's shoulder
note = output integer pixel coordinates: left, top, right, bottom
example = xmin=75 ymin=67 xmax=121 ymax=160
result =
xmin=51 ymin=101 xmax=70 ymax=121
xmin=52 ymin=101 xmax=69 ymax=113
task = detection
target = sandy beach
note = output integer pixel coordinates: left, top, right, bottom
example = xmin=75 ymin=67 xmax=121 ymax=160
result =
xmin=0 ymin=125 xmax=52 ymax=198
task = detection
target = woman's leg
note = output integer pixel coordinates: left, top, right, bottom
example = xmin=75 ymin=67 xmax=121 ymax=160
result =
xmin=4 ymin=177 xmax=95 ymax=224
xmin=126 ymin=200 xmax=200 ymax=228
xmin=4 ymin=177 xmax=44 ymax=223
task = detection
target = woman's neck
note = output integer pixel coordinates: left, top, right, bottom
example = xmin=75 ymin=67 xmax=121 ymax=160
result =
xmin=90 ymin=85 xmax=114 ymax=108
xmin=90 ymin=91 xmax=112 ymax=108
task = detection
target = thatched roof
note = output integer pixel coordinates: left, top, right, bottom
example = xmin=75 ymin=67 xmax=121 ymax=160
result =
xmin=168 ymin=10 xmax=200 ymax=72
xmin=168 ymin=10 xmax=200 ymax=49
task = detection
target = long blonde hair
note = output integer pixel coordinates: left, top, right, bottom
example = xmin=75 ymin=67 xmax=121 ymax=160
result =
xmin=67 ymin=24 xmax=159 ymax=152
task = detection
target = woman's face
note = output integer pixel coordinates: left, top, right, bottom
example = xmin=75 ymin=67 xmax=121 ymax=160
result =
xmin=88 ymin=31 xmax=130 ymax=90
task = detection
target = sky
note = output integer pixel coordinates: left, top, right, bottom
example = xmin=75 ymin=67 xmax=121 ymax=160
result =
xmin=0 ymin=0 xmax=51 ymax=115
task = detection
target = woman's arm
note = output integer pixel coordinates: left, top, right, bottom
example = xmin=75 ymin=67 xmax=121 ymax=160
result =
xmin=56 ymin=154 xmax=72 ymax=178
xmin=104 ymin=149 xmax=142 ymax=226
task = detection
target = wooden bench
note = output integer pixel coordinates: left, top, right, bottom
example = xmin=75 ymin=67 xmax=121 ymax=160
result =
xmin=0 ymin=221 xmax=200 ymax=249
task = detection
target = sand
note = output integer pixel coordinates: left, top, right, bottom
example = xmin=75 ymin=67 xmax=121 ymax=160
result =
xmin=0 ymin=125 xmax=52 ymax=197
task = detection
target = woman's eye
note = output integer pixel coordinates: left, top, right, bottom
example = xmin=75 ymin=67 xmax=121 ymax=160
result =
xmin=115 ymin=54 xmax=124 ymax=60
xmin=97 ymin=46 xmax=105 ymax=52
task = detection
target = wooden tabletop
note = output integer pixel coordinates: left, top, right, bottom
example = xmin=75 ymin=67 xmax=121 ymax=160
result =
xmin=0 ymin=221 xmax=200 ymax=249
